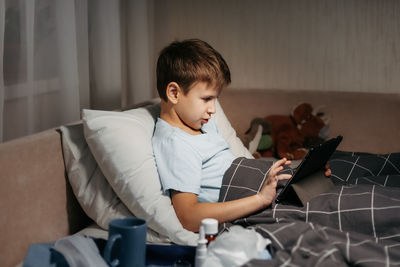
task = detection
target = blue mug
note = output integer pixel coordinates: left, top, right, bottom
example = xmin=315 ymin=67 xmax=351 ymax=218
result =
xmin=104 ymin=218 xmax=147 ymax=267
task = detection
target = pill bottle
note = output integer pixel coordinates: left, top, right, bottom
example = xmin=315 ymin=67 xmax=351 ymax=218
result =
xmin=201 ymin=218 xmax=218 ymax=244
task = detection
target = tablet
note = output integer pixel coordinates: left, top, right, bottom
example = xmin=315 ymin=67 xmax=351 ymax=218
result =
xmin=275 ymin=135 xmax=343 ymax=205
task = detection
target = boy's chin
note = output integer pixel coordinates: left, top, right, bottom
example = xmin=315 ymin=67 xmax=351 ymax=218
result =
xmin=185 ymin=123 xmax=202 ymax=132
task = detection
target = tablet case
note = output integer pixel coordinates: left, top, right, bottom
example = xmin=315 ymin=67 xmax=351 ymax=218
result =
xmin=275 ymin=136 xmax=342 ymax=207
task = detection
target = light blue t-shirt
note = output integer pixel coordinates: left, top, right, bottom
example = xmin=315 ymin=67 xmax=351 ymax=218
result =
xmin=152 ymin=117 xmax=236 ymax=203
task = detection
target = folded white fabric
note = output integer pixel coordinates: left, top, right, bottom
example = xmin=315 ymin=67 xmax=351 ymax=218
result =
xmin=203 ymin=226 xmax=271 ymax=267
xmin=53 ymin=234 xmax=108 ymax=267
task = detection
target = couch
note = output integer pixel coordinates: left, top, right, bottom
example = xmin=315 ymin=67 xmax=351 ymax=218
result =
xmin=1 ymin=89 xmax=399 ymax=267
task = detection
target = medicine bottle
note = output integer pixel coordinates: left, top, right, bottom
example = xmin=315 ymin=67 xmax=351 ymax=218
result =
xmin=195 ymin=225 xmax=207 ymax=267
xmin=201 ymin=218 xmax=218 ymax=244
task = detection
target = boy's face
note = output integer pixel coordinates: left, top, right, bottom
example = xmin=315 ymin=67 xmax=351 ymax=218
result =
xmin=174 ymin=81 xmax=219 ymax=134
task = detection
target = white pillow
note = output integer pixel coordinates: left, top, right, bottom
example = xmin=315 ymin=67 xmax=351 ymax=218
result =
xmin=81 ymin=99 xmax=251 ymax=245
xmin=82 ymin=103 xmax=198 ymax=245
xmin=60 ymin=123 xmax=170 ymax=243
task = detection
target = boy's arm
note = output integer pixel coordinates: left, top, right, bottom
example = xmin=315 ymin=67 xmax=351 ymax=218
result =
xmin=171 ymin=191 xmax=267 ymax=232
xmin=171 ymin=158 xmax=292 ymax=232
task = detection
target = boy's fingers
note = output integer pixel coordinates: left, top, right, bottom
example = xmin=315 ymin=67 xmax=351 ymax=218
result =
xmin=271 ymin=166 xmax=284 ymax=177
xmin=272 ymin=158 xmax=287 ymax=170
xmin=278 ymin=158 xmax=288 ymax=164
xmin=325 ymin=169 xmax=332 ymax=176
xmin=278 ymin=174 xmax=292 ymax=180
xmin=277 ymin=158 xmax=291 ymax=167
xmin=324 ymin=163 xmax=332 ymax=176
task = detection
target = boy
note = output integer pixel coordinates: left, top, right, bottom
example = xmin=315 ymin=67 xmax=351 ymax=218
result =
xmin=152 ymin=39 xmax=293 ymax=232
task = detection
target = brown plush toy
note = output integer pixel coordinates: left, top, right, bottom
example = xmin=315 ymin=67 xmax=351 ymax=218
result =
xmin=258 ymin=103 xmax=329 ymax=160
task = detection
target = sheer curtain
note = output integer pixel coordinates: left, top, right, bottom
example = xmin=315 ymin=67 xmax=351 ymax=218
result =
xmin=0 ymin=0 xmax=154 ymax=142
xmin=87 ymin=0 xmax=154 ymax=109
xmin=0 ymin=0 xmax=86 ymax=142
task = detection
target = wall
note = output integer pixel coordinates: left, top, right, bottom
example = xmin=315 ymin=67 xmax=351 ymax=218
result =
xmin=152 ymin=0 xmax=400 ymax=94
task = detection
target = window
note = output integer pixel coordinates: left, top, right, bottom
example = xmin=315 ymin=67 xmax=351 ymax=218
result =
xmin=3 ymin=0 xmax=59 ymax=100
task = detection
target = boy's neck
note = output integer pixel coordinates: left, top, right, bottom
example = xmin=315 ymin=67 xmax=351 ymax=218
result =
xmin=160 ymin=100 xmax=203 ymax=135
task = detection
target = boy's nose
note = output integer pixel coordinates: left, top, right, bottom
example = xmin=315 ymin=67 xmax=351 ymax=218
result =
xmin=208 ymin=101 xmax=216 ymax=114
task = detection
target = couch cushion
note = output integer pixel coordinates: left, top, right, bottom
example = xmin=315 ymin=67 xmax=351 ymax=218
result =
xmin=0 ymin=130 xmax=91 ymax=267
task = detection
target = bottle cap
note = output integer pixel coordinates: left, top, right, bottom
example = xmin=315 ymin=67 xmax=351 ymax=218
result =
xmin=201 ymin=218 xmax=218 ymax=235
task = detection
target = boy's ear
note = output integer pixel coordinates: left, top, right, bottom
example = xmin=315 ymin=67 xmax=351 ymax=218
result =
xmin=166 ymin=82 xmax=181 ymax=104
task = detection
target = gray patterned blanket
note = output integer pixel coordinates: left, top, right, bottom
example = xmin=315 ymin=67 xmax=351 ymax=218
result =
xmin=218 ymin=151 xmax=400 ymax=266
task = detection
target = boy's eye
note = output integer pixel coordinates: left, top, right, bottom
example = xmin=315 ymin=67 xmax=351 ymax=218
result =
xmin=202 ymin=97 xmax=213 ymax=102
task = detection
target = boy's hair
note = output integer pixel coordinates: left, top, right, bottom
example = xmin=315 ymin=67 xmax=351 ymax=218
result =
xmin=156 ymin=39 xmax=231 ymax=101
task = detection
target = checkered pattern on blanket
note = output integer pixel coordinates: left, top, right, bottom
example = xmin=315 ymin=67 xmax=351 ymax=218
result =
xmin=245 ymin=221 xmax=400 ymax=267
xmin=329 ymin=151 xmax=400 ymax=186
xmin=218 ymin=151 xmax=400 ymax=266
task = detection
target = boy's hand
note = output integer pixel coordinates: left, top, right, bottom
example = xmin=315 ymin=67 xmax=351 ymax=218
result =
xmin=257 ymin=158 xmax=292 ymax=207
